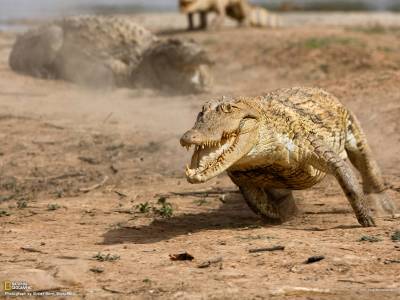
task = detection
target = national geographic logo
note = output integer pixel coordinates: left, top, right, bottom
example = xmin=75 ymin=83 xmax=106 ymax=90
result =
xmin=2 ymin=280 xmax=30 ymax=292
xmin=3 ymin=281 xmax=12 ymax=291
xmin=3 ymin=280 xmax=75 ymax=297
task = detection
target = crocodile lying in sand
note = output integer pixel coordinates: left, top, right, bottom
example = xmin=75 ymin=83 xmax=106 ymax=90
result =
xmin=180 ymin=87 xmax=396 ymax=226
xmin=9 ymin=16 xmax=212 ymax=93
xmin=179 ymin=0 xmax=279 ymax=30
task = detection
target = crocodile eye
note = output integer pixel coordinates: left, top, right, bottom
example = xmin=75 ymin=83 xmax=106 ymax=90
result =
xmin=219 ymin=103 xmax=232 ymax=113
xmin=225 ymin=103 xmax=232 ymax=112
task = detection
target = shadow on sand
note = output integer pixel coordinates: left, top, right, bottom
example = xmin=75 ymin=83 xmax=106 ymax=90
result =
xmin=101 ymin=192 xmax=264 ymax=245
xmin=101 ymin=190 xmax=366 ymax=244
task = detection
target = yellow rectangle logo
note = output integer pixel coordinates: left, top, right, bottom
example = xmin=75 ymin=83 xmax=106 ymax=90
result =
xmin=4 ymin=281 xmax=12 ymax=291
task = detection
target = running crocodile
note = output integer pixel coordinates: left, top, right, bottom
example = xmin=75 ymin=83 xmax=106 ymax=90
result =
xmin=180 ymin=87 xmax=396 ymax=226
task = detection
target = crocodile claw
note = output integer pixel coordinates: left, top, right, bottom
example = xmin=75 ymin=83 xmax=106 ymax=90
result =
xmin=358 ymin=214 xmax=376 ymax=227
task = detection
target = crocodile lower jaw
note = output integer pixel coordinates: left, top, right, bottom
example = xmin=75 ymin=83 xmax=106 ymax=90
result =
xmin=185 ymin=135 xmax=238 ymax=183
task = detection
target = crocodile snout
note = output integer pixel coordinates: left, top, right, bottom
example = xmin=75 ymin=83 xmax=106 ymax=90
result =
xmin=180 ymin=130 xmax=205 ymax=147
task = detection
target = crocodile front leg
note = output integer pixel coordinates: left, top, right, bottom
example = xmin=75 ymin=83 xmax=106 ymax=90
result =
xmin=265 ymin=188 xmax=299 ymax=221
xmin=238 ymin=183 xmax=282 ymax=223
xmin=308 ymin=136 xmax=375 ymax=227
xmin=230 ymin=173 xmax=298 ymax=223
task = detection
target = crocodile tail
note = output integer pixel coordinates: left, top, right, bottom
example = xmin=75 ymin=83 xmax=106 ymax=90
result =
xmin=249 ymin=6 xmax=280 ymax=28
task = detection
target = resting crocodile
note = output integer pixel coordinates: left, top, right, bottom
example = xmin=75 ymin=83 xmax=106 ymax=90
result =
xmin=9 ymin=16 xmax=212 ymax=93
xmin=179 ymin=0 xmax=278 ymax=30
xmin=180 ymin=87 xmax=396 ymax=226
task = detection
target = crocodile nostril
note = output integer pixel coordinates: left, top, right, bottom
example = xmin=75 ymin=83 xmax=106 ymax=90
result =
xmin=180 ymin=130 xmax=203 ymax=145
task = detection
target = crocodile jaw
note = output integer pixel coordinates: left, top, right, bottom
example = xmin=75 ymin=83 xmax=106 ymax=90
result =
xmin=182 ymin=130 xmax=257 ymax=183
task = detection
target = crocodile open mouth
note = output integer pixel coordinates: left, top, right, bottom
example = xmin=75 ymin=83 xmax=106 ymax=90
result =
xmin=181 ymin=131 xmax=240 ymax=183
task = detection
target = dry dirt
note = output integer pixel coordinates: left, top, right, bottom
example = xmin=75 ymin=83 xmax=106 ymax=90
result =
xmin=0 ymin=13 xmax=400 ymax=300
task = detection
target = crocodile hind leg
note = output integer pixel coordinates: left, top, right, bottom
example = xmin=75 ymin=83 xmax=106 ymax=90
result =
xmin=236 ymin=183 xmax=297 ymax=223
xmin=345 ymin=113 xmax=396 ymax=216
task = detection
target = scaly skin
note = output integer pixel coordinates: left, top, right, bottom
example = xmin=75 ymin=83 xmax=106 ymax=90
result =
xmin=9 ymin=16 xmax=212 ymax=93
xmin=180 ymin=87 xmax=396 ymax=226
xmin=179 ymin=0 xmax=278 ymax=30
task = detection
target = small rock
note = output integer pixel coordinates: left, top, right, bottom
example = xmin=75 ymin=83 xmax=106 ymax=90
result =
xmin=248 ymin=245 xmax=285 ymax=253
xmin=90 ymin=267 xmax=104 ymax=273
xmin=169 ymin=252 xmax=194 ymax=261
xmin=305 ymin=255 xmax=325 ymax=264
xmin=197 ymin=256 xmax=223 ymax=268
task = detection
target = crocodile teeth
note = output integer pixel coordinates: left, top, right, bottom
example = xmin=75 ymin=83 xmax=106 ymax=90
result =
xmin=185 ymin=135 xmax=236 ymax=179
xmin=185 ymin=167 xmax=196 ymax=177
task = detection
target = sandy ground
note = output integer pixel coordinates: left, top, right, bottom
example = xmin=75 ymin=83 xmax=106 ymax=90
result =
xmin=0 ymin=13 xmax=400 ymax=300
